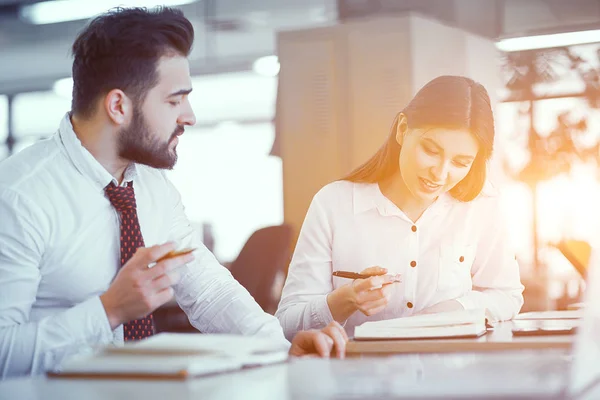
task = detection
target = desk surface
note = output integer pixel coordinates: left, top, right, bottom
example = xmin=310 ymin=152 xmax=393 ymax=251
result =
xmin=347 ymin=321 xmax=574 ymax=355
xmin=1 ymin=350 xmax=597 ymax=400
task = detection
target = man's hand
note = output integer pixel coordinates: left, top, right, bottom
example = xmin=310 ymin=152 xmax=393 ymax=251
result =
xmin=289 ymin=321 xmax=348 ymax=359
xmin=100 ymin=242 xmax=195 ymax=329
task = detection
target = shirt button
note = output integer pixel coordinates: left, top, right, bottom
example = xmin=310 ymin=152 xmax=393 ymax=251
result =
xmin=407 ymin=302 xmax=414 ymax=309
xmin=410 ymin=261 xmax=417 ymax=268
xmin=411 ymin=225 xmax=417 ymax=232
xmin=459 ymin=256 xmax=465 ymax=262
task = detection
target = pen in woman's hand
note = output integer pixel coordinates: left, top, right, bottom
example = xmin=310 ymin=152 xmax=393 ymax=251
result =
xmin=332 ymin=271 xmax=371 ymax=279
xmin=332 ymin=270 xmax=402 ymax=284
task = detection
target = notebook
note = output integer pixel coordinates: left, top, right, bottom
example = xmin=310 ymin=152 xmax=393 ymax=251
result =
xmin=513 ymin=306 xmax=584 ymax=337
xmin=511 ymin=318 xmax=579 ymax=336
xmin=353 ymin=308 xmax=487 ymax=340
xmin=47 ymin=333 xmax=289 ymax=380
xmin=514 ymin=309 xmax=584 ymax=320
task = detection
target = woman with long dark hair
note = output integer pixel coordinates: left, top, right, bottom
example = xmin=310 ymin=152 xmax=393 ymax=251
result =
xmin=276 ymin=75 xmax=524 ymax=339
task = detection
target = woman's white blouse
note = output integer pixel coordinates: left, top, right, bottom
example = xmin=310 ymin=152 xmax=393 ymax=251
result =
xmin=275 ymin=180 xmax=524 ymax=339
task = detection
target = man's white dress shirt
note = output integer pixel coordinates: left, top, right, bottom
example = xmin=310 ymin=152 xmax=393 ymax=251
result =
xmin=276 ymin=180 xmax=524 ymax=340
xmin=0 ymin=114 xmax=289 ymax=378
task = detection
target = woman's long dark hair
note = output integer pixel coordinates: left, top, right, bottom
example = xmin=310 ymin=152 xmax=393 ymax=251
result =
xmin=342 ymin=75 xmax=494 ymax=202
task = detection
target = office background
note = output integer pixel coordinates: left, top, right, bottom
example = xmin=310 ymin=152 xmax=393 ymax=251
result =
xmin=2 ymin=0 xmax=600 ymax=314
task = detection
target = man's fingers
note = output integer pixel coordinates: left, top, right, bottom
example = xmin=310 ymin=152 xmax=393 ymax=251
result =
xmin=146 ymin=253 xmax=194 ymax=279
xmin=154 ymin=286 xmax=175 ymax=308
xmin=135 ymin=242 xmax=177 ymax=267
xmin=151 ymin=271 xmax=181 ymax=291
xmin=334 ymin=321 xmax=349 ymax=342
xmin=323 ymin=322 xmax=347 ymax=359
xmin=359 ymin=266 xmax=388 ymax=276
xmin=313 ymin=333 xmax=333 ymax=358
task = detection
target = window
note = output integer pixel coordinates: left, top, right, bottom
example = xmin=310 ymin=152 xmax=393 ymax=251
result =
xmin=496 ymin=95 xmax=600 ymax=297
xmin=13 ymin=91 xmax=70 ymax=139
xmin=188 ymin=71 xmax=277 ymax=124
xmin=1 ymin=91 xmax=71 ymax=156
xmin=167 ymin=123 xmax=282 ymax=262
xmin=167 ymin=71 xmax=281 ymax=262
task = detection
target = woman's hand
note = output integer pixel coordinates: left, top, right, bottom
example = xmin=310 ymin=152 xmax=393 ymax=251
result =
xmin=327 ymin=266 xmax=398 ymax=323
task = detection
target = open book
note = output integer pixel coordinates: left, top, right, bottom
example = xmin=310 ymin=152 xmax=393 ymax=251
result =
xmin=48 ymin=333 xmax=289 ymax=380
xmin=354 ymin=309 xmax=487 ymax=340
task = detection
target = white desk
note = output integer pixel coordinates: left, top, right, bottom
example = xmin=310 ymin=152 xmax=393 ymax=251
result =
xmin=1 ymin=350 xmax=594 ymax=400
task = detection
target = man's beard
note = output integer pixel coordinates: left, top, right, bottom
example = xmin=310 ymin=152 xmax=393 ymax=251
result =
xmin=118 ymin=107 xmax=184 ymax=170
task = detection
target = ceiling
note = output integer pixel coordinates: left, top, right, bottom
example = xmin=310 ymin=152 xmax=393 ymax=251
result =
xmin=1 ymin=0 xmax=600 ymax=95
xmin=0 ymin=0 xmax=337 ymax=94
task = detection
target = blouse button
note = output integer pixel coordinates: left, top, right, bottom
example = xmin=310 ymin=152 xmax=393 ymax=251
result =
xmin=410 ymin=261 xmax=417 ymax=268
xmin=407 ymin=302 xmax=414 ymax=309
xmin=411 ymin=225 xmax=417 ymax=232
xmin=459 ymin=256 xmax=465 ymax=263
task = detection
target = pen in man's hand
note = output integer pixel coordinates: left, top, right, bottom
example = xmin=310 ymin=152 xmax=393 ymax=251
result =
xmin=156 ymin=247 xmax=197 ymax=263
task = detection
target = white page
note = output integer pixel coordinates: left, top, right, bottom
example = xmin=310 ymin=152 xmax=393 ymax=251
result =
xmin=514 ymin=310 xmax=584 ymax=320
xmin=356 ymin=308 xmax=485 ymax=330
xmin=105 ymin=333 xmax=283 ymax=357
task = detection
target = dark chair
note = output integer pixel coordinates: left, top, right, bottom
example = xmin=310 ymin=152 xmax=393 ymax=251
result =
xmin=153 ymin=300 xmax=198 ymax=333
xmin=228 ymin=224 xmax=294 ymax=314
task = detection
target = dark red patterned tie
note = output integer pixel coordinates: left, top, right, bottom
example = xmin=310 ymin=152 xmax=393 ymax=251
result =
xmin=105 ymin=181 xmax=155 ymax=341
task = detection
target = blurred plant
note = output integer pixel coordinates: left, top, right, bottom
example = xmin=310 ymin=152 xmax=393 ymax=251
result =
xmin=517 ymin=111 xmax=594 ymax=182
xmin=502 ymin=49 xmax=568 ymax=102
xmin=500 ymin=45 xmax=600 ymax=275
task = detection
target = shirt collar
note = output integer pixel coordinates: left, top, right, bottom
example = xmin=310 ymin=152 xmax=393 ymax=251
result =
xmin=352 ymin=182 xmax=381 ymax=215
xmin=352 ymin=181 xmax=454 ymax=218
xmin=58 ymin=112 xmax=138 ymax=191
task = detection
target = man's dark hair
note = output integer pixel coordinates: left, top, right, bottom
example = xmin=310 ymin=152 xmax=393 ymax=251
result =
xmin=71 ymin=7 xmax=194 ymax=118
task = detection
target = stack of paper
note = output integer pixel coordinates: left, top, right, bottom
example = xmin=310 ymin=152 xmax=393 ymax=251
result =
xmin=48 ymin=333 xmax=289 ymax=380
xmin=354 ymin=309 xmax=487 ymax=340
